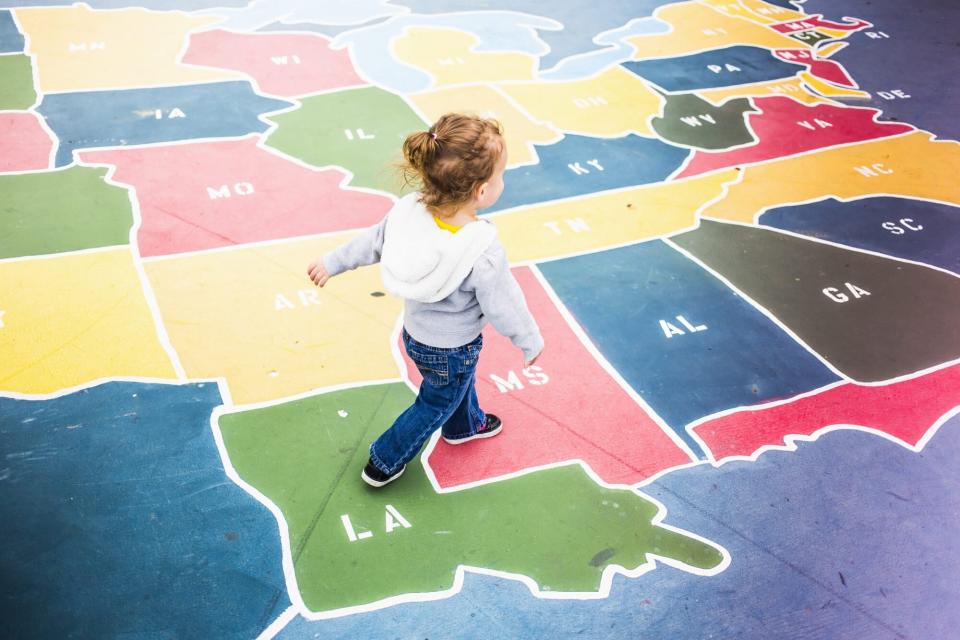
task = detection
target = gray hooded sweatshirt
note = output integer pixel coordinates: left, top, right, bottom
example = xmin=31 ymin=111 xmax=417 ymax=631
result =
xmin=322 ymin=193 xmax=544 ymax=361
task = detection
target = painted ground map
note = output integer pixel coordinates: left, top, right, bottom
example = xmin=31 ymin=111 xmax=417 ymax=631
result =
xmin=1 ymin=0 xmax=958 ymax=638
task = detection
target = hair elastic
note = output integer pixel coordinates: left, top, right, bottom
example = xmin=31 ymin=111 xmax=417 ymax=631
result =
xmin=430 ymin=132 xmax=438 ymax=141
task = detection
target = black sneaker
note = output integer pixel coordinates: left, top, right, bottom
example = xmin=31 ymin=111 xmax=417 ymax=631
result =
xmin=443 ymin=414 xmax=503 ymax=445
xmin=361 ymin=460 xmax=405 ymax=488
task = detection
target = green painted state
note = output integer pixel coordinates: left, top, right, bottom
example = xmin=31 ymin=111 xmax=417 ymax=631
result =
xmin=0 ymin=166 xmax=134 ymax=259
xmin=218 ymin=383 xmax=725 ymax=614
xmin=0 ymin=54 xmax=35 ymax=109
xmin=651 ymin=92 xmax=757 ymax=150
xmin=264 ymin=86 xmax=427 ymax=195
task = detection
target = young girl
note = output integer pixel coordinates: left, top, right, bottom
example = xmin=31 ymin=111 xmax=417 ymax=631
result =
xmin=306 ymin=113 xmax=544 ymax=488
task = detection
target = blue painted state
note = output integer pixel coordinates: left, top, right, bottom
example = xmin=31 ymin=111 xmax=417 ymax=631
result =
xmin=398 ymin=0 xmax=685 ymax=72
xmin=623 ymin=45 xmax=805 ymax=92
xmin=537 ymin=241 xmax=840 ymax=456
xmin=275 ymin=416 xmax=960 ymax=639
xmin=0 ymin=382 xmax=290 ymax=639
xmin=38 ymin=81 xmax=293 ymax=167
xmin=538 ymin=17 xmax=671 ymax=81
xmin=201 ymin=0 xmax=407 ymax=33
xmin=802 ymin=0 xmax=960 ymax=142
xmin=0 ymin=9 xmax=23 ymax=53
xmin=486 ymin=134 xmax=690 ymax=213
xmin=760 ymin=197 xmax=960 ymax=276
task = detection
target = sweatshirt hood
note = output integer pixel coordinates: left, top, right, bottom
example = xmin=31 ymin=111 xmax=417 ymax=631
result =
xmin=380 ymin=193 xmax=497 ymax=303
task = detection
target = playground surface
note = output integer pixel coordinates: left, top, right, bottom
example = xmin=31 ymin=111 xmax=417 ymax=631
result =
xmin=1 ymin=1 xmax=958 ymax=638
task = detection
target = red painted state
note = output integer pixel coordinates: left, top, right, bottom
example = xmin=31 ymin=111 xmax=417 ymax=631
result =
xmin=420 ymin=267 xmax=693 ymax=488
xmin=774 ymin=48 xmax=856 ymax=88
xmin=771 ymin=14 xmax=871 ymax=34
xmin=0 ymin=112 xmax=52 ymax=171
xmin=693 ymin=363 xmax=960 ymax=462
xmin=79 ymin=137 xmax=392 ymax=257
xmin=182 ymin=29 xmax=365 ymax=97
xmin=676 ymin=97 xmax=913 ymax=178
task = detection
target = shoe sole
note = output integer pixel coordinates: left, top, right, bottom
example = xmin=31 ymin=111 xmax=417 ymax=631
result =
xmin=442 ymin=423 xmax=502 ymax=445
xmin=361 ymin=465 xmax=405 ymax=488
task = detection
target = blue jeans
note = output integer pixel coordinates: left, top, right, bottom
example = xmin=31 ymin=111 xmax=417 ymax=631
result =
xmin=369 ymin=329 xmax=486 ymax=475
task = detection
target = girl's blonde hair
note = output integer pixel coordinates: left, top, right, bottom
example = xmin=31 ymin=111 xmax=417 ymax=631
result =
xmin=400 ymin=113 xmax=504 ymax=212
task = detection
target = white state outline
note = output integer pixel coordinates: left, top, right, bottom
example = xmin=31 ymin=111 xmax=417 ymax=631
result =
xmin=324 ymin=9 xmax=564 ymax=96
xmin=675 ymin=357 xmax=960 ymax=468
xmin=208 ymin=370 xmax=732 ymax=623
xmin=665 ymin=93 xmax=922 ymax=180
xmin=748 ymin=193 xmax=960 ymax=275
xmin=414 ymin=266 xmax=702 ymax=493
xmin=2 ymin=1 xmax=959 ymax=635
xmin=13 ymin=2 xmax=244 ymax=96
xmin=175 ymin=26 xmax=370 ymax=101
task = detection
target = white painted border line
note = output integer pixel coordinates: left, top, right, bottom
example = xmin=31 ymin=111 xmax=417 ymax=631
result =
xmin=662 ymin=236 xmax=849 ymax=381
xmin=212 ymin=383 xmax=731 ymax=621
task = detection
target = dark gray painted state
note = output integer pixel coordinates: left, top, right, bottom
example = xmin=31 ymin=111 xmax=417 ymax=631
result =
xmin=671 ymin=220 xmax=960 ymax=382
xmin=651 ymin=92 xmax=757 ymax=150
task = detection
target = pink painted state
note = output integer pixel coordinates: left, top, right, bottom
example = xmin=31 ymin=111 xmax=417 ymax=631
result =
xmin=774 ymin=48 xmax=856 ymax=87
xmin=693 ymin=363 xmax=960 ymax=462
xmin=79 ymin=136 xmax=392 ymax=257
xmin=676 ymin=97 xmax=913 ymax=178
xmin=771 ymin=14 xmax=871 ymax=34
xmin=182 ymin=29 xmax=365 ymax=97
xmin=421 ymin=267 xmax=693 ymax=488
xmin=0 ymin=112 xmax=52 ymax=171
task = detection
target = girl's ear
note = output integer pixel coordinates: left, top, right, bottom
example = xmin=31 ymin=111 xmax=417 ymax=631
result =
xmin=475 ymin=180 xmax=489 ymax=202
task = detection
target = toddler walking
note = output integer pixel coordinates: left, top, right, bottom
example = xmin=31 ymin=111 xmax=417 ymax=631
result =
xmin=306 ymin=114 xmax=544 ymax=487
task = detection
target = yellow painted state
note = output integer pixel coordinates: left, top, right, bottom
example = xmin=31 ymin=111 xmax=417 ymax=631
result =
xmin=15 ymin=5 xmax=239 ymax=92
xmin=0 ymin=249 xmax=176 ymax=393
xmin=816 ymin=42 xmax=849 ymax=58
xmin=498 ymin=67 xmax=661 ymax=138
xmin=144 ymin=238 xmax=403 ymax=404
xmin=699 ymin=77 xmax=829 ymax=106
xmin=799 ymin=70 xmax=870 ymax=99
xmin=628 ymin=2 xmax=803 ymax=60
xmin=410 ymin=85 xmax=559 ymax=166
xmin=392 ymin=26 xmax=536 ymax=87
xmin=491 ymin=170 xmax=739 ymax=263
xmin=696 ymin=0 xmax=777 ymax=25
xmin=702 ymin=132 xmax=960 ymax=224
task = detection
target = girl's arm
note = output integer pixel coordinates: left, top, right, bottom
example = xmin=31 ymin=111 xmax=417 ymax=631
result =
xmin=307 ymin=217 xmax=387 ymax=286
xmin=471 ymin=243 xmax=544 ymax=367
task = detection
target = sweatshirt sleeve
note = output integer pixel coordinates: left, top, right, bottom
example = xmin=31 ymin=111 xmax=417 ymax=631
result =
xmin=322 ymin=217 xmax=387 ymax=277
xmin=471 ymin=242 xmax=544 ymax=362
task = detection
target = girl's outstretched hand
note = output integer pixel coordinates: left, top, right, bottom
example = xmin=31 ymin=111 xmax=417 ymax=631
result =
xmin=307 ymin=259 xmax=330 ymax=287
xmin=524 ymin=347 xmax=542 ymax=370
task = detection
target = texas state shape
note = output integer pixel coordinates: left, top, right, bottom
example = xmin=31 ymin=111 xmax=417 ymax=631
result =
xmin=80 ymin=136 xmax=393 ymax=258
